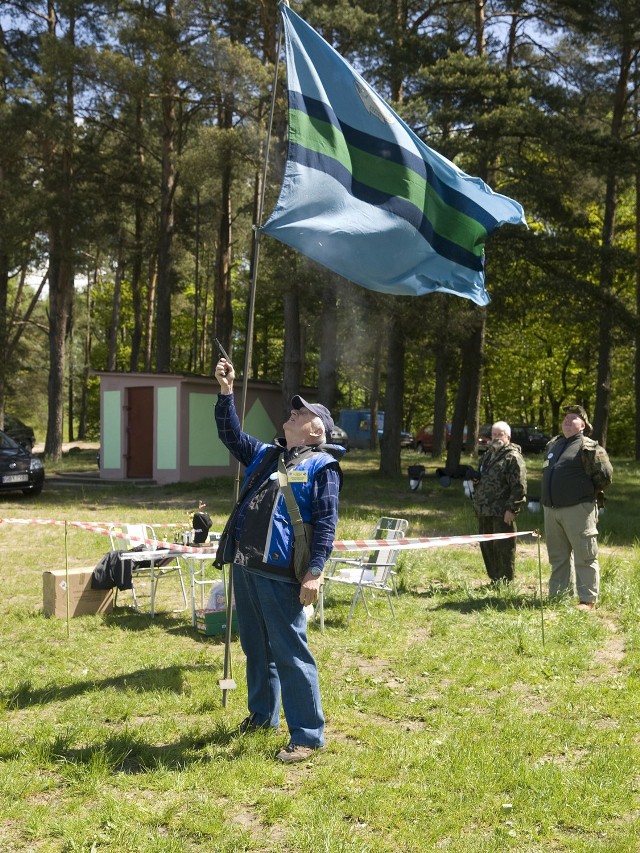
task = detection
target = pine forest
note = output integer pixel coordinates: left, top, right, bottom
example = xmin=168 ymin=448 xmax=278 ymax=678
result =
xmin=1 ymin=0 xmax=640 ymax=468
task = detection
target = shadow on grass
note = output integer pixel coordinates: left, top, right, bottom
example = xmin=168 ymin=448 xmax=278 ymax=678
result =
xmin=101 ymin=608 xmax=202 ymax=635
xmin=0 ymin=725 xmax=257 ymax=770
xmin=321 ymin=590 xmax=544 ymax=623
xmin=1 ymin=662 xmax=224 ymax=710
xmin=55 ymin=733 xmax=234 ymax=772
xmin=102 ymin=608 xmax=237 ymax=644
xmin=429 ymin=593 xmax=544 ymax=614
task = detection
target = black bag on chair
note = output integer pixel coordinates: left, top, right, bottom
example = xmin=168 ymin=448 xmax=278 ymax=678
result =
xmin=192 ymin=511 xmax=212 ymax=544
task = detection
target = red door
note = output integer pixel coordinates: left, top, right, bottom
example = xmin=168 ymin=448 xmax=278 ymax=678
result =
xmin=126 ymin=386 xmax=154 ymax=478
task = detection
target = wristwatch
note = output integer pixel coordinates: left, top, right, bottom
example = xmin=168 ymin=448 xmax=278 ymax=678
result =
xmin=309 ymin=566 xmax=323 ymax=578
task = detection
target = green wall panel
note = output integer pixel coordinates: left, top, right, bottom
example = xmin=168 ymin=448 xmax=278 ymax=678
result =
xmin=102 ymin=390 xmax=121 ymax=469
xmin=157 ymin=386 xmax=178 ymax=470
xmin=189 ymin=392 xmax=229 ymax=466
xmin=244 ymin=398 xmax=278 ymax=443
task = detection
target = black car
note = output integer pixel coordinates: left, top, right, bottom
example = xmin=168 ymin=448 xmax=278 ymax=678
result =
xmin=329 ymin=425 xmax=349 ymax=450
xmin=400 ymin=431 xmax=415 ymax=449
xmin=3 ymin=414 xmax=36 ymax=452
xmin=510 ymin=425 xmax=551 ymax=453
xmin=0 ymin=429 xmax=45 ymax=496
xmin=480 ymin=423 xmax=551 ymax=454
xmin=378 ymin=429 xmax=414 ymax=449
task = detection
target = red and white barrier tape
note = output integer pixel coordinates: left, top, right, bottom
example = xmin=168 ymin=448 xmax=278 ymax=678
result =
xmin=331 ymin=531 xmax=536 ymax=552
xmin=0 ymin=517 xmax=218 ymax=554
xmin=0 ymin=517 xmax=187 ymax=530
xmin=0 ymin=517 xmax=536 ymax=554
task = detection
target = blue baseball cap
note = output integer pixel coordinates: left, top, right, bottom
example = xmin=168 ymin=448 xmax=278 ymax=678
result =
xmin=291 ymin=395 xmax=335 ymax=438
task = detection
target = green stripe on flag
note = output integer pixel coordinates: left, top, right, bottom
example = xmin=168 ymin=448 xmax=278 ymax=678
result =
xmin=290 ymin=108 xmax=487 ymax=256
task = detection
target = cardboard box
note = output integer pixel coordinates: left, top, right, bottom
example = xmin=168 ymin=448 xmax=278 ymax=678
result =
xmin=195 ymin=608 xmax=238 ymax=637
xmin=43 ymin=567 xmax=113 ymax=618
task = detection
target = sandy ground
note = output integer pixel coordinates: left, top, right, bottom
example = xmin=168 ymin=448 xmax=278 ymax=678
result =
xmin=33 ymin=441 xmax=100 ymax=454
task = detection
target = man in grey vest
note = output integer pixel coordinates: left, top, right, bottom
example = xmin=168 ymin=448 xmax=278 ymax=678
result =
xmin=541 ymin=405 xmax=612 ymax=610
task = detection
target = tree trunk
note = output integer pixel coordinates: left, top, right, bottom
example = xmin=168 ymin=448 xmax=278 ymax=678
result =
xmin=474 ymin=0 xmax=486 ymax=57
xmin=369 ymin=322 xmax=383 ymax=451
xmin=0 ymin=238 xmax=8 ymax=428
xmin=129 ymin=95 xmax=145 ymax=372
xmin=77 ymin=269 xmax=93 ymax=439
xmin=317 ymin=277 xmax=338 ymax=409
xmin=448 ymin=319 xmax=482 ymax=471
xmin=432 ymin=350 xmax=449 ymax=458
xmin=214 ymin=160 xmax=233 ymax=357
xmin=129 ymin=208 xmax=143 ymax=372
xmin=593 ymin=38 xmax=633 ymax=445
xmin=446 ymin=360 xmax=469 ymax=473
xmin=107 ymin=238 xmax=125 ymax=371
xmin=390 ymin=0 xmax=407 ymax=101
xmin=282 ymin=283 xmax=302 ymax=422
xmin=636 ymin=89 xmax=640 ymax=458
xmin=45 ymin=233 xmax=74 ymax=460
xmin=44 ymin=0 xmax=74 ymax=461
xmin=144 ymin=257 xmax=157 ymax=372
xmin=68 ymin=297 xmax=75 ymax=441
xmin=431 ymin=295 xmax=450 ymax=458
xmin=379 ymin=312 xmax=404 ymax=477
xmin=193 ymin=189 xmax=200 ymax=373
xmin=0 ymin=212 xmax=9 ymax=429
xmin=465 ymin=309 xmax=486 ymax=455
xmin=155 ymin=0 xmax=178 ymax=373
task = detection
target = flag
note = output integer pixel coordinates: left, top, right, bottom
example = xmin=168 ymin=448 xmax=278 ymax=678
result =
xmin=261 ymin=4 xmax=526 ymax=306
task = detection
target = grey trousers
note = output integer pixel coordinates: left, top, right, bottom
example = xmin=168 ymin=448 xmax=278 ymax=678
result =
xmin=543 ymin=502 xmax=600 ymax=603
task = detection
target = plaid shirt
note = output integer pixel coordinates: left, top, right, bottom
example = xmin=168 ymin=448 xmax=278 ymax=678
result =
xmin=215 ymin=393 xmax=341 ymax=574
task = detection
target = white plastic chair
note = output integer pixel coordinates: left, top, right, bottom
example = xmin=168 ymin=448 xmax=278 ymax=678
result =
xmin=109 ymin=524 xmax=187 ymax=616
xmin=318 ymin=517 xmax=409 ymax=629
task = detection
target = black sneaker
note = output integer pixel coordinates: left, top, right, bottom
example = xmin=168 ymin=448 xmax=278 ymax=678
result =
xmin=237 ymin=715 xmax=270 ymax=734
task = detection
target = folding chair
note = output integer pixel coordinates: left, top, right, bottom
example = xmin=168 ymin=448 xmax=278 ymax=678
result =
xmin=377 ymin=517 xmax=410 ymax=596
xmin=318 ymin=516 xmax=409 ymax=629
xmin=109 ymin=523 xmax=188 ymax=616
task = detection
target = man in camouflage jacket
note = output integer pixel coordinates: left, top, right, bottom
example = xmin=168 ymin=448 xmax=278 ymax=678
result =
xmin=470 ymin=421 xmax=527 ymax=582
xmin=541 ymin=405 xmax=613 ymax=610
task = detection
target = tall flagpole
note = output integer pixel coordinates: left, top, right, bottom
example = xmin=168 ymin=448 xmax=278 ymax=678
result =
xmin=220 ymin=5 xmax=285 ymax=708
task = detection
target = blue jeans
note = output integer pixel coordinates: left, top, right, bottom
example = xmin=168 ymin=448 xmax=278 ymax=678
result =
xmin=232 ymin=564 xmax=325 ymax=748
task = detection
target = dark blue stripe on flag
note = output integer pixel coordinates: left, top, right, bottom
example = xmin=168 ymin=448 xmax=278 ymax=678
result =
xmin=289 ymin=90 xmax=499 ymax=233
xmin=289 ymin=142 xmax=483 ymax=272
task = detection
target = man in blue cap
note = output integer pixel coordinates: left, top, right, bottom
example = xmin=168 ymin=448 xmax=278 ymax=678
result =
xmin=214 ymin=356 xmax=345 ymax=762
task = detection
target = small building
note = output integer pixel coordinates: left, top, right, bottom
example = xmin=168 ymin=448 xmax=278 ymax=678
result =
xmin=97 ymin=372 xmax=292 ymax=484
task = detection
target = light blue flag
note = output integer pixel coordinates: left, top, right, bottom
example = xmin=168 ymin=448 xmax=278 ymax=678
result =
xmin=261 ymin=4 xmax=526 ymax=306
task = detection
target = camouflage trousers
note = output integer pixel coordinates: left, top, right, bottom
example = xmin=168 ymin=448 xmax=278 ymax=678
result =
xmin=477 ymin=515 xmax=516 ymax=582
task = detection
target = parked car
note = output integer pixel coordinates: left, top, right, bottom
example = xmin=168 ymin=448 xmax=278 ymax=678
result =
xmin=415 ymin=424 xmax=489 ymax=454
xmin=3 ymin=414 xmax=36 ymax=452
xmin=399 ymin=430 xmax=415 ymax=449
xmin=510 ymin=424 xmax=551 ymax=453
xmin=477 ymin=427 xmax=491 ymax=453
xmin=479 ymin=423 xmax=551 ymax=454
xmin=0 ymin=429 xmax=45 ymax=496
xmin=329 ymin=425 xmax=349 ymax=450
xmin=415 ymin=424 xmax=438 ymax=453
xmin=337 ymin=409 xmax=413 ymax=449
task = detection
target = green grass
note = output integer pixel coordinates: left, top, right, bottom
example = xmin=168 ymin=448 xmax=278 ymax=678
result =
xmin=1 ymin=448 xmax=639 ymax=851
